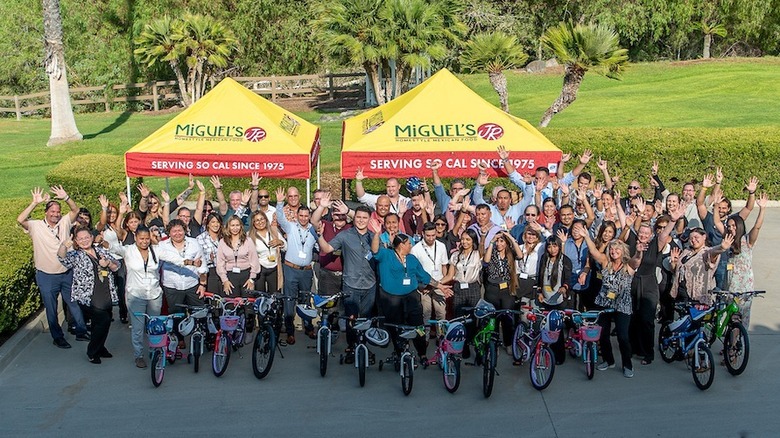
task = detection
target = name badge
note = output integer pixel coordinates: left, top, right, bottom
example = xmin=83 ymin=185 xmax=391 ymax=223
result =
xmin=519 ymin=272 xmax=529 ymax=280
xmin=268 ymin=255 xmax=276 ymax=262
xmin=596 ymin=272 xmax=603 ymax=280
xmin=606 ymin=290 xmax=617 ymax=300
xmin=402 ymin=278 xmax=411 ymax=286
xmin=460 ymin=282 xmax=469 ymax=290
xmin=232 ymin=267 xmax=241 ymax=274
xmin=499 ymin=282 xmax=508 ymax=290
xmin=298 ymin=251 xmax=307 ymax=259
xmin=432 ymin=269 xmax=441 ymax=277
xmin=543 ymin=285 xmax=553 ymax=294
xmin=365 ymin=252 xmax=373 ymax=261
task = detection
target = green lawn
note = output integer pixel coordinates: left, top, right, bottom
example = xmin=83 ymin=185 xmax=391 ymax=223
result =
xmin=1 ymin=57 xmax=778 ymax=198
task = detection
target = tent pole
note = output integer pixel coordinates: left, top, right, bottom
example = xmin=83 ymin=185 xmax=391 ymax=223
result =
xmin=126 ymin=177 xmax=132 ymax=208
xmin=306 ymin=178 xmax=311 ymax=207
xmin=317 ymin=155 xmax=321 ymax=190
xmin=341 ymin=178 xmax=347 ymax=201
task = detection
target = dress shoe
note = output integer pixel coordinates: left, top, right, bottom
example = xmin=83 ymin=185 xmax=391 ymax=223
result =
xmin=305 ymin=329 xmax=317 ymax=340
xmin=75 ymin=333 xmax=91 ymax=342
xmin=135 ymin=357 xmax=147 ymax=368
xmin=286 ymin=335 xmax=296 ymax=345
xmin=53 ymin=338 xmax=72 ymax=349
xmin=99 ymin=348 xmax=113 ymax=358
xmin=88 ymin=356 xmax=102 ymax=364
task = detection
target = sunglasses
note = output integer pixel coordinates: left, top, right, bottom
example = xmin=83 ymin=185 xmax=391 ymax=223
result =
xmin=628 ymin=185 xmax=640 ymax=190
xmin=525 ymin=213 xmax=537 ymax=217
xmin=258 ymin=195 xmax=270 ymax=199
xmin=435 ymin=223 xmax=447 ymax=227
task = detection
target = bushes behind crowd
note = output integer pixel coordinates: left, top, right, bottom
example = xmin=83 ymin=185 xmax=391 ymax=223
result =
xmin=352 ymin=127 xmax=780 ymax=201
xmin=0 ymin=198 xmax=39 ymax=335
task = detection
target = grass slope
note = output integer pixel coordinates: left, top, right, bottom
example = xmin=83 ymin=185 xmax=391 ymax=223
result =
xmin=1 ymin=58 xmax=777 ymax=198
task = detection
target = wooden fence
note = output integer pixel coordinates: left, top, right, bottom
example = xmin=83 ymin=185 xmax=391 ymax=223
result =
xmin=0 ymin=72 xmax=365 ymax=120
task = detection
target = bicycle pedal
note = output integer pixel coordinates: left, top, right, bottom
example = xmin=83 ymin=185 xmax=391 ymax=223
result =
xmin=175 ymin=351 xmax=183 ymax=360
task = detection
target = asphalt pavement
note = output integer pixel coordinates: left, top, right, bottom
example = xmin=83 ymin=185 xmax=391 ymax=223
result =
xmin=2 ymin=208 xmax=779 ymax=437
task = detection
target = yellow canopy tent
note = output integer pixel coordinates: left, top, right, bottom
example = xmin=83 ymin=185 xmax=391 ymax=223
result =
xmin=125 ymin=77 xmax=320 ymax=180
xmin=341 ymin=68 xmax=561 ymax=178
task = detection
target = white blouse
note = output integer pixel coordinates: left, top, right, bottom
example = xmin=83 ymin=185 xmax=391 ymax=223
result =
xmin=110 ymin=243 xmax=184 ymax=300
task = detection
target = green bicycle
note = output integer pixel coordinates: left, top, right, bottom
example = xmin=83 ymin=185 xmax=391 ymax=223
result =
xmin=466 ymin=300 xmax=522 ymax=398
xmin=702 ymin=290 xmax=764 ymax=376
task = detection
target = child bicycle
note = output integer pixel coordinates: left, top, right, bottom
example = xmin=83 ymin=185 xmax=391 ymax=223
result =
xmin=249 ymin=290 xmax=294 ymax=380
xmin=339 ymin=316 xmax=389 ymax=387
xmin=465 ymin=299 xmax=523 ymax=398
xmin=298 ymin=291 xmax=347 ymax=377
xmin=425 ymin=316 xmax=471 ymax=394
xmin=513 ymin=306 xmax=565 ymax=391
xmin=133 ymin=312 xmax=185 ymax=387
xmin=204 ymin=292 xmax=256 ymax=377
xmin=379 ymin=323 xmax=424 ymax=396
xmin=701 ymin=290 xmax=764 ymax=376
xmin=176 ymin=303 xmax=217 ymax=373
xmin=564 ymin=308 xmax=614 ymax=380
xmin=658 ymin=301 xmax=716 ymax=390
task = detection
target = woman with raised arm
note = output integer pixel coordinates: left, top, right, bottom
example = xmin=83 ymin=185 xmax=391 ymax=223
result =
xmin=98 ymin=194 xmax=128 ymax=323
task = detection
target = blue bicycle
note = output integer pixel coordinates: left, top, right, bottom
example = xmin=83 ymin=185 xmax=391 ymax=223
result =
xmin=658 ymin=302 xmax=716 ymax=390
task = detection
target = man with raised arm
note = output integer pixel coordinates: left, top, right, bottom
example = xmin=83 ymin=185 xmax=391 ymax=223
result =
xmin=18 ymin=186 xmax=89 ymax=349
xmin=497 ymin=145 xmax=590 ymax=204
xmin=354 ymin=167 xmax=410 ymax=214
xmin=428 ymin=160 xmax=467 ymax=227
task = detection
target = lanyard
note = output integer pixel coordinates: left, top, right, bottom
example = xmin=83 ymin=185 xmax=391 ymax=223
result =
xmin=394 ymin=250 xmax=408 ymax=276
xmin=297 ymin=225 xmax=310 ymax=248
xmin=233 ymin=242 xmax=240 ymax=265
xmin=174 ymin=240 xmax=187 ymax=258
xmin=256 ymin=232 xmax=269 ymax=249
xmin=458 ymin=250 xmax=474 ymax=275
xmin=48 ymin=222 xmax=61 ymax=241
xmin=423 ymin=242 xmax=437 ymax=264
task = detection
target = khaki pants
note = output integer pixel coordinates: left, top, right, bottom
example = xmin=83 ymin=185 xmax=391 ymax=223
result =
xmin=419 ymin=289 xmax=446 ymax=325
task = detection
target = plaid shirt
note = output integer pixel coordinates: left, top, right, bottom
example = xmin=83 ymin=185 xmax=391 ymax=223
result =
xmin=197 ymin=232 xmax=220 ymax=268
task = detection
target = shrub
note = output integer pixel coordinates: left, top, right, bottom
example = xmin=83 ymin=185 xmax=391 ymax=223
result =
xmin=0 ymin=198 xmax=40 ymax=335
xmin=45 ymin=154 xmax=144 ymax=217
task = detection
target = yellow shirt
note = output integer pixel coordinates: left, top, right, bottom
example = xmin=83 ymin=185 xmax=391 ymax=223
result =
xmin=26 ymin=215 xmax=73 ymax=274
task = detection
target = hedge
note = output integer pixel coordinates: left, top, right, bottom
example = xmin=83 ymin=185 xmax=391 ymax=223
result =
xmin=350 ymin=127 xmax=780 ymax=202
xmin=45 ymin=154 xmax=143 ymax=218
xmin=0 ymin=198 xmax=40 ymax=336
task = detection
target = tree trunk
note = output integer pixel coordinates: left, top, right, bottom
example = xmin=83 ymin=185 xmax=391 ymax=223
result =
xmin=539 ymin=64 xmax=585 ymax=128
xmin=489 ymin=70 xmax=509 ymax=112
xmin=170 ymin=59 xmax=190 ymax=107
xmin=364 ymin=61 xmax=385 ymax=106
xmin=43 ymin=0 xmax=81 ymax=146
xmin=703 ymin=34 xmax=712 ymax=59
xmin=394 ymin=66 xmax=406 ymax=100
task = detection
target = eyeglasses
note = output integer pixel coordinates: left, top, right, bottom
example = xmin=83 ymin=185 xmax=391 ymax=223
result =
xmin=628 ymin=186 xmax=640 ymax=190
xmin=258 ymin=195 xmax=270 ymax=199
xmin=435 ymin=223 xmax=447 ymax=227
xmin=525 ymin=213 xmax=537 ymax=217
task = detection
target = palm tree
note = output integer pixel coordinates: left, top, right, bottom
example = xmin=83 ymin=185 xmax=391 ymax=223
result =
xmin=313 ymin=0 xmax=388 ymax=104
xmin=42 ymin=0 xmax=82 ymax=146
xmin=461 ymin=32 xmax=528 ymax=112
xmin=134 ymin=16 xmax=190 ymax=106
xmin=700 ymin=22 xmax=727 ymax=59
xmin=179 ymin=14 xmax=238 ymax=103
xmin=538 ymin=22 xmax=628 ymax=127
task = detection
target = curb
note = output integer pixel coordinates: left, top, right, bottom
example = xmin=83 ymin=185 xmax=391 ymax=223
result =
xmin=0 ymin=308 xmax=48 ymax=373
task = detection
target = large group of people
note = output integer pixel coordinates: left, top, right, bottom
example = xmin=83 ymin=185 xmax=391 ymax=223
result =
xmin=19 ymin=148 xmax=768 ymax=380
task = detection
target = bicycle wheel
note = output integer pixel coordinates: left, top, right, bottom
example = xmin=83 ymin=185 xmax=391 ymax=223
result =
xmin=192 ymin=333 xmax=203 ymax=373
xmin=691 ymin=343 xmax=715 ymax=390
xmin=252 ymin=323 xmax=276 ymax=380
xmin=151 ymin=349 xmax=165 ymax=387
xmin=584 ymin=341 xmax=595 ymax=380
xmin=529 ymin=345 xmax=555 ymax=391
xmin=443 ymin=354 xmax=461 ymax=393
xmin=167 ymin=333 xmax=178 ymax=364
xmin=702 ymin=320 xmax=717 ymax=346
xmin=658 ymin=322 xmax=680 ymax=363
xmin=723 ymin=322 xmax=750 ymax=376
xmin=212 ymin=333 xmax=231 ymax=377
xmin=483 ymin=340 xmax=497 ymax=398
xmin=512 ymin=324 xmax=524 ymax=362
xmin=357 ymin=347 xmax=367 ymax=387
xmin=401 ymin=354 xmax=414 ymax=396
xmin=319 ymin=333 xmax=329 ymax=377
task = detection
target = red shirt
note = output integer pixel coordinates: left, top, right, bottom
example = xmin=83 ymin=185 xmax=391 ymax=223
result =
xmin=319 ymin=221 xmax=351 ymax=271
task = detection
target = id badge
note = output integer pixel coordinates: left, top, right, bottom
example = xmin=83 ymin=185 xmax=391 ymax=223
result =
xmin=596 ymin=272 xmax=603 ymax=280
xmin=460 ymin=282 xmax=469 ymax=290
xmin=606 ymin=290 xmax=616 ymax=300
xmin=298 ymin=251 xmax=307 ymax=259
xmin=519 ymin=272 xmax=529 ymax=280
xmin=365 ymin=252 xmax=373 ymax=261
xmin=232 ymin=267 xmax=241 ymax=274
xmin=268 ymin=254 xmax=276 ymax=262
xmin=499 ymin=282 xmax=508 ymax=290
xmin=543 ymin=285 xmax=553 ymax=294
xmin=402 ymin=277 xmax=411 ymax=286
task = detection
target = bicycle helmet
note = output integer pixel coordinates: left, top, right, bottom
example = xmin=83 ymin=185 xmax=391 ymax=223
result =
xmin=254 ymin=297 xmax=274 ymax=316
xmin=444 ymin=322 xmax=467 ymax=354
xmin=178 ymin=316 xmax=195 ymax=337
xmin=365 ymin=327 xmax=390 ymax=347
xmin=544 ymin=310 xmax=564 ymax=332
xmin=473 ymin=299 xmax=496 ymax=319
xmin=313 ymin=294 xmax=338 ymax=309
xmin=148 ymin=317 xmax=167 ymax=335
xmin=296 ymin=304 xmax=318 ymax=320
xmin=405 ymin=176 xmax=422 ymax=193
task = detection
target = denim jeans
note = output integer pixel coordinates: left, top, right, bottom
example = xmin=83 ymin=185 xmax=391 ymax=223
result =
xmin=126 ymin=293 xmax=162 ymax=358
xmin=282 ymin=264 xmax=313 ymax=334
xmin=36 ymin=270 xmax=86 ymax=340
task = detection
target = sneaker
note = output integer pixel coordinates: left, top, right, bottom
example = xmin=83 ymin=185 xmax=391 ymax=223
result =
xmin=53 ymin=338 xmax=72 ymax=349
xmin=623 ymin=367 xmax=634 ymax=378
xmin=597 ymin=361 xmax=615 ymax=371
xmin=135 ymin=357 xmax=147 ymax=368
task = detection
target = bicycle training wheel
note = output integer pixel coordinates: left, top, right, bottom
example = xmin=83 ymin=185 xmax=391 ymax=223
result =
xmin=252 ymin=323 xmax=276 ymax=380
xmin=483 ymin=340 xmax=497 ymax=398
xmin=658 ymin=322 xmax=680 ymax=363
xmin=151 ymin=349 xmax=165 ymax=387
xmin=401 ymin=354 xmax=414 ymax=396
xmin=584 ymin=341 xmax=595 ymax=380
xmin=358 ymin=347 xmax=367 ymax=387
xmin=723 ymin=322 xmax=749 ymax=376
xmin=691 ymin=343 xmax=715 ymax=390
xmin=529 ymin=345 xmax=555 ymax=391
xmin=443 ymin=354 xmax=461 ymax=393
xmin=212 ymin=333 xmax=231 ymax=377
xmin=319 ymin=333 xmax=329 ymax=377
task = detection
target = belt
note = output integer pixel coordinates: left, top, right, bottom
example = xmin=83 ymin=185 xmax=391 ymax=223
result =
xmin=284 ymin=261 xmax=312 ymax=270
